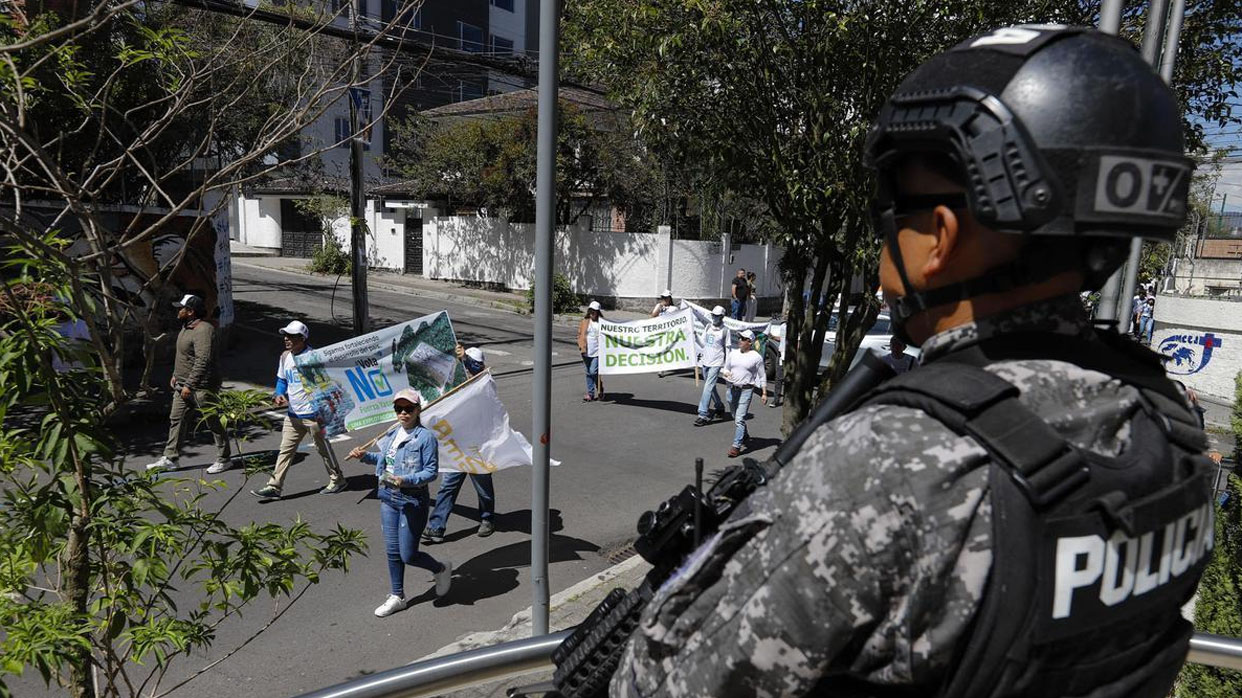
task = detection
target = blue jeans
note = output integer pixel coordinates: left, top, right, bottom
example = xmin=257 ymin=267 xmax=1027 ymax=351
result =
xmin=378 ymin=487 xmax=442 ymax=597
xmin=582 ymin=354 xmax=599 ymax=397
xmin=428 ymin=471 xmax=495 ymax=532
xmin=727 ymin=384 xmax=754 ymax=447
xmin=730 ymin=299 xmax=745 ymax=320
xmin=1140 ymin=315 xmax=1154 ymax=344
xmin=697 ymin=365 xmax=725 ymax=418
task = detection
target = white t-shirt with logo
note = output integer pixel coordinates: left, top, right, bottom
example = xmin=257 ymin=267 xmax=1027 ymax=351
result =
xmin=698 ymin=325 xmax=728 ymax=368
xmin=277 ymin=348 xmax=316 ymax=418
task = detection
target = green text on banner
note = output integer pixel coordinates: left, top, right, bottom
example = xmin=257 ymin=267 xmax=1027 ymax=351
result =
xmin=599 ymin=308 xmax=697 ymax=375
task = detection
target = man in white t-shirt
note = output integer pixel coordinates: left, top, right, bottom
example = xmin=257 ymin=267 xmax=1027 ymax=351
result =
xmin=693 ymin=305 xmax=729 ymax=427
xmin=251 ymin=320 xmax=347 ymax=500
xmin=721 ymin=329 xmax=766 ymax=457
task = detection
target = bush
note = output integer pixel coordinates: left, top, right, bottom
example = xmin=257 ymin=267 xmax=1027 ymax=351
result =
xmin=1176 ymin=369 xmax=1242 ymax=697
xmin=526 ymin=272 xmax=581 ymax=314
xmin=310 ymin=235 xmax=351 ymax=275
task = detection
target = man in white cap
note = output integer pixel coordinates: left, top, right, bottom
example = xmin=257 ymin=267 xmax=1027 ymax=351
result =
xmin=720 ymin=329 xmax=766 ymax=457
xmin=250 ymin=320 xmax=347 ymax=499
xmin=693 ymin=305 xmax=729 ymax=427
xmin=424 ymin=343 xmax=497 ymax=542
xmin=147 ymin=294 xmax=231 ymax=473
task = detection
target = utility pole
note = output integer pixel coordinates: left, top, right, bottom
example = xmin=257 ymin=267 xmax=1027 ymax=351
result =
xmin=530 ymin=0 xmax=559 ymax=636
xmin=1093 ymin=0 xmax=1125 ymax=322
xmin=1114 ymin=0 xmax=1172 ymax=323
xmin=348 ymin=0 xmax=369 ymax=335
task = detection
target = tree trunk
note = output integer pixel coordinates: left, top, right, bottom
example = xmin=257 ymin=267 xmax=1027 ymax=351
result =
xmin=782 ymin=249 xmax=830 ymax=434
xmin=64 ymin=516 xmax=95 ymax=698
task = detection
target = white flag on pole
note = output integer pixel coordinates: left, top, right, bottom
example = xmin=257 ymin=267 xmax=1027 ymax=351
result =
xmin=421 ymin=372 xmax=559 ymax=473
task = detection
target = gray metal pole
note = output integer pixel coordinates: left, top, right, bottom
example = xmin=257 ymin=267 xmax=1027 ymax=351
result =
xmin=1116 ymin=0 xmax=1176 ymax=326
xmin=530 ymin=0 xmax=560 ymax=636
xmin=1160 ymin=0 xmax=1186 ymax=82
xmin=1099 ymin=0 xmax=1124 ymax=34
xmin=348 ymin=0 xmax=370 ymax=336
xmin=1093 ymin=0 xmax=1126 ymax=322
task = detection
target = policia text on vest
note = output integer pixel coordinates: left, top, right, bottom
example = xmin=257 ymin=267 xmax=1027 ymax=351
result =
xmin=1054 ymin=501 xmax=1213 ymax=619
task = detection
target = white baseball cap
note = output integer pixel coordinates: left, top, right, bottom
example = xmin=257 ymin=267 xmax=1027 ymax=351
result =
xmin=588 ymin=300 xmax=602 ymax=311
xmin=278 ymin=320 xmax=309 ymax=338
xmin=711 ymin=305 xmax=725 ymax=316
xmin=464 ymin=347 xmax=484 ymax=363
xmin=660 ymin=289 xmax=672 ymax=298
xmin=739 ymin=330 xmax=756 ymax=341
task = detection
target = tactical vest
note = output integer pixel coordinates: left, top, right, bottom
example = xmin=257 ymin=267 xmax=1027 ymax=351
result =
xmin=856 ymin=331 xmax=1215 ymax=698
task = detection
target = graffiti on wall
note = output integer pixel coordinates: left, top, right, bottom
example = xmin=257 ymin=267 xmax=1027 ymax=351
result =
xmin=1159 ymin=332 xmax=1223 ymax=375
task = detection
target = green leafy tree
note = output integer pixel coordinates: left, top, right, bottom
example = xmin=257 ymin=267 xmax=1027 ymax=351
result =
xmin=0 ymin=234 xmax=366 ymax=698
xmin=0 ymin=0 xmax=416 ymax=408
xmin=564 ymin=0 xmax=1242 ymax=433
xmin=390 ymin=101 xmax=662 ymax=227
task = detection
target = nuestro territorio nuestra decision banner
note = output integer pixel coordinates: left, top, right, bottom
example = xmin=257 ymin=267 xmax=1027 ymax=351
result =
xmin=599 ymin=308 xmax=696 ymax=375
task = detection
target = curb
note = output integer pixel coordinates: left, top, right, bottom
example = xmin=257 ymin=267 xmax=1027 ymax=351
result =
xmin=231 ymin=259 xmax=531 ymax=316
xmin=419 ymin=554 xmax=650 ymax=664
xmin=230 ymin=258 xmax=605 ymax=328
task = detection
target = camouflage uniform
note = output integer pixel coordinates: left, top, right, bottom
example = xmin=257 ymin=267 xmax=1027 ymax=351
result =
xmin=610 ymin=295 xmax=1146 ymax=697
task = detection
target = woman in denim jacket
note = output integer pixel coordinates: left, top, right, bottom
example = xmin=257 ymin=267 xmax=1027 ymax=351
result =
xmin=348 ymin=388 xmax=453 ymax=617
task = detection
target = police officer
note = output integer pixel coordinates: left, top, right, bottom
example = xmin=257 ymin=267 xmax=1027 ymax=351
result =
xmin=610 ymin=25 xmax=1215 ymax=698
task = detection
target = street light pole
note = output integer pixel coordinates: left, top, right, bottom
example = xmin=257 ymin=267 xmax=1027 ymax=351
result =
xmin=530 ymin=0 xmax=559 ymax=636
xmin=348 ymin=0 xmax=369 ymax=336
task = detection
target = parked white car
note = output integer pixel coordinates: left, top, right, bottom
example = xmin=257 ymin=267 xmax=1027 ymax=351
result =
xmin=820 ymin=312 xmax=920 ymax=371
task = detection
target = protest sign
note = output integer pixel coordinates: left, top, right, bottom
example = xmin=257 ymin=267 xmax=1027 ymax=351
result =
xmin=293 ymin=311 xmax=465 ymax=436
xmin=599 ymin=308 xmax=697 ymax=375
xmin=682 ymin=300 xmax=773 ymax=356
xmin=421 ymin=371 xmax=558 ymax=473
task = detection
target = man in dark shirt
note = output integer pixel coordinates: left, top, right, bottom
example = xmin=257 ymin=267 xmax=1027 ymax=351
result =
xmin=730 ymin=268 xmax=749 ymax=320
xmin=146 ymin=294 xmax=231 ymax=472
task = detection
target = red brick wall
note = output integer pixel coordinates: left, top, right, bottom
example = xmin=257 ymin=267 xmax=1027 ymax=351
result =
xmin=1197 ymin=239 xmax=1242 ymax=259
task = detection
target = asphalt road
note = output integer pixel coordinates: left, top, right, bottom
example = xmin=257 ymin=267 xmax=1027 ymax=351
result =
xmin=39 ymin=263 xmax=784 ymax=698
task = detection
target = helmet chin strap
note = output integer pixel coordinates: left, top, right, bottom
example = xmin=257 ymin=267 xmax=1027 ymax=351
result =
xmin=881 ymin=205 xmax=1079 ymax=347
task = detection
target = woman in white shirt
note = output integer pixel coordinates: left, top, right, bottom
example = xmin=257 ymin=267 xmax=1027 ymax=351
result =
xmin=720 ymin=330 xmax=766 ymax=457
xmin=577 ymin=300 xmax=604 ymax=401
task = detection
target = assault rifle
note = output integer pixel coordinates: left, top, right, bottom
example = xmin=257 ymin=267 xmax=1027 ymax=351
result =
xmin=547 ymin=351 xmax=896 ymax=698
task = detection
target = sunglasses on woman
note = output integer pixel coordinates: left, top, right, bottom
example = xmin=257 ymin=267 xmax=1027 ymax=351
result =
xmin=394 ymin=404 xmax=418 ymax=414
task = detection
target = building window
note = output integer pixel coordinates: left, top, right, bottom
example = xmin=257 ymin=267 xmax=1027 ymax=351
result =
xmin=491 ymin=35 xmax=514 ymax=55
xmin=490 ymin=0 xmax=514 ymax=11
xmin=458 ymin=81 xmax=484 ymax=101
xmin=334 ymin=117 xmax=350 ymax=149
xmin=458 ymin=22 xmax=484 ymax=52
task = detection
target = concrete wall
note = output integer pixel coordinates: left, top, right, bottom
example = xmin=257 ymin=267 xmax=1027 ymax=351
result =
xmin=234 ymin=195 xmax=282 ymax=249
xmin=422 ymin=215 xmax=784 ymax=306
xmin=1153 ymin=294 xmax=1242 ymax=402
xmin=1170 ymin=256 xmax=1242 ymax=296
xmin=324 ymin=201 xmax=414 ymax=271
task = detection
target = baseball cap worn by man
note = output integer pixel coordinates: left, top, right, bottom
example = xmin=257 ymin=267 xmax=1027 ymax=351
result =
xmin=173 ymin=294 xmax=206 ymax=315
xmin=739 ymin=330 xmax=755 ymax=341
xmin=279 ymin=320 xmax=310 ymax=338
xmin=392 ymin=388 xmax=421 ymax=407
xmin=464 ymin=347 xmax=485 ymax=363
xmin=711 ymin=305 xmax=726 ymax=316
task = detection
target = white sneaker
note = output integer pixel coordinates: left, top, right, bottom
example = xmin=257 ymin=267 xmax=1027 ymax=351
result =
xmin=434 ymin=561 xmax=452 ymax=598
xmin=205 ymin=459 xmax=232 ymax=474
xmin=146 ymin=456 xmax=178 ymax=472
xmin=374 ymin=594 xmax=407 ymax=618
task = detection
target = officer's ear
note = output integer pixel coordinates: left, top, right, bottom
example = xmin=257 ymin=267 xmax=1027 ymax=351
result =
xmin=922 ymin=204 xmax=960 ymax=281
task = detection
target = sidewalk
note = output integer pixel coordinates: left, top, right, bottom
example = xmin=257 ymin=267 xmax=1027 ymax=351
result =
xmin=416 ymin=555 xmax=652 ymax=698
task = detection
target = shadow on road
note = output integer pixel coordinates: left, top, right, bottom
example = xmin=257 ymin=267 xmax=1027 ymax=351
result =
xmin=606 ymin=392 xmax=698 ymax=415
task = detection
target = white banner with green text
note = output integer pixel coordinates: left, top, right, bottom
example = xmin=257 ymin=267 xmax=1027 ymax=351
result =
xmin=599 ymin=309 xmax=697 ymax=375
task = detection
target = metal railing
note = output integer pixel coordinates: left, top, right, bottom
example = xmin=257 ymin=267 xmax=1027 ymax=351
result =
xmin=296 ymin=630 xmax=1241 ymax=698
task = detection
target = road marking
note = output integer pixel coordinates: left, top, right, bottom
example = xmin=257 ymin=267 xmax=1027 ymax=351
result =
xmin=329 ymin=434 xmax=352 ymax=443
xmin=521 ymin=360 xmax=534 ymax=366
xmin=487 ymin=349 xmax=512 ymax=356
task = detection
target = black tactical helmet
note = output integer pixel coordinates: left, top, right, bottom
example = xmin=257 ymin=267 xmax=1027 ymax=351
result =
xmin=865 ymin=25 xmax=1193 ymax=339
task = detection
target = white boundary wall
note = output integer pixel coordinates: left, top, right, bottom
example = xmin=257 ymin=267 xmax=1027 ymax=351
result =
xmin=1153 ymin=294 xmax=1242 ymax=402
xmin=422 ymin=215 xmax=783 ymax=302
